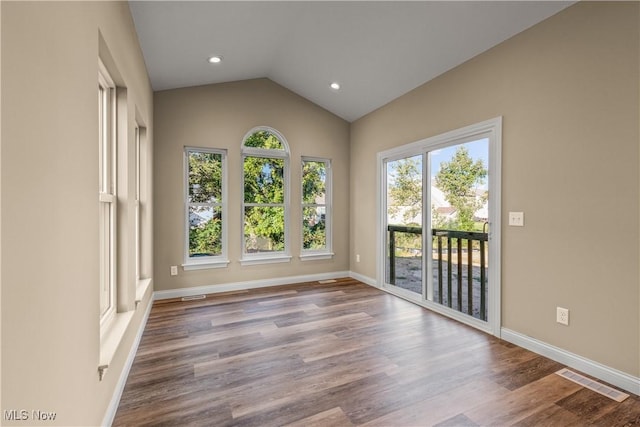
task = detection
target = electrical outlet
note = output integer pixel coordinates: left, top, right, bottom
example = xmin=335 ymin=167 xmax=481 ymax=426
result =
xmin=557 ymin=307 xmax=569 ymax=325
xmin=170 ymin=266 xmax=178 ymax=276
xmin=356 ymin=254 xmax=360 ymax=263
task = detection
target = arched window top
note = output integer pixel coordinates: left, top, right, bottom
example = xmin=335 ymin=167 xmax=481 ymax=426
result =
xmin=242 ymin=126 xmax=290 ymax=156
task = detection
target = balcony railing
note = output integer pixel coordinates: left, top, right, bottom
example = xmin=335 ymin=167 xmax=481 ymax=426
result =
xmin=387 ymin=225 xmax=489 ymax=320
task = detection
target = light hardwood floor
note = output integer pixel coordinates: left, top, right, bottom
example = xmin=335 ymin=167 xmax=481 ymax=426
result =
xmin=113 ymin=278 xmax=639 ymax=426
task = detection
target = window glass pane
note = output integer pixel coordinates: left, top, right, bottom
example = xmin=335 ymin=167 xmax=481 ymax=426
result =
xmin=303 ymin=206 xmax=326 ymax=250
xmin=386 ymin=155 xmax=423 ymax=292
xmin=189 ymin=206 xmax=222 ymax=257
xmin=302 ymin=161 xmax=326 ymax=204
xmin=99 ymin=202 xmax=111 ymax=316
xmin=244 ymin=206 xmax=285 ymax=252
xmin=244 ymin=157 xmax=284 ymax=203
xmin=188 ymin=151 xmax=222 ymax=203
xmin=243 ymin=130 xmax=284 ymax=150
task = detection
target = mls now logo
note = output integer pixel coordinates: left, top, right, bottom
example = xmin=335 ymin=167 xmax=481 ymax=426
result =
xmin=4 ymin=409 xmax=57 ymax=421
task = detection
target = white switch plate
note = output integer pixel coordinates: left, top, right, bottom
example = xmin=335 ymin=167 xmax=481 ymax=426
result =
xmin=509 ymin=211 xmax=524 ymax=227
xmin=170 ymin=266 xmax=178 ymax=276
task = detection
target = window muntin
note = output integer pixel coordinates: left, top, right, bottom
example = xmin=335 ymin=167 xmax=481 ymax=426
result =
xmin=98 ymin=60 xmax=116 ymax=325
xmin=241 ymin=127 xmax=290 ymax=262
xmin=301 ymin=158 xmax=332 ymax=255
xmin=184 ymin=147 xmax=227 ymax=266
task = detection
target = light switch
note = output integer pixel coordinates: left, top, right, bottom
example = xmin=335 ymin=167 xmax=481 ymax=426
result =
xmin=509 ymin=211 xmax=524 ymax=227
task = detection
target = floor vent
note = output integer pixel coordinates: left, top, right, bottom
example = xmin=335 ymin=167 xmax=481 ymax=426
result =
xmin=556 ymin=368 xmax=629 ymax=402
xmin=318 ymin=279 xmax=337 ymax=284
xmin=181 ymin=295 xmax=206 ymax=302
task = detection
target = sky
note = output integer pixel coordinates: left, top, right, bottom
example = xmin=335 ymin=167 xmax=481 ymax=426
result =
xmin=386 ymin=137 xmax=489 ymax=188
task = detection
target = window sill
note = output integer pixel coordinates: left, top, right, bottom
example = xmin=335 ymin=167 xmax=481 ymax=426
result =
xmin=182 ymin=259 xmax=230 ymax=271
xmin=99 ymin=310 xmax=135 ymax=381
xmin=299 ymin=252 xmax=334 ymax=261
xmin=135 ymin=278 xmax=152 ymax=306
xmin=240 ymin=255 xmax=292 ymax=266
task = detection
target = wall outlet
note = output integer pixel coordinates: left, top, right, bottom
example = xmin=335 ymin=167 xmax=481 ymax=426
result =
xmin=556 ymin=307 xmax=569 ymax=325
xmin=356 ymin=254 xmax=360 ymax=263
xmin=170 ymin=265 xmax=178 ymax=276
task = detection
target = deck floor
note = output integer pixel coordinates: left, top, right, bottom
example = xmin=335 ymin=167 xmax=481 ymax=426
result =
xmin=113 ymin=278 xmax=639 ymax=426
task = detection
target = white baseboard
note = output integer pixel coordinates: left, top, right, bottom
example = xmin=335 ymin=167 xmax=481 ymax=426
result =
xmin=349 ymin=271 xmax=378 ymax=288
xmin=153 ymin=271 xmax=351 ymax=300
xmin=501 ymin=328 xmax=639 ymax=396
xmin=101 ymin=297 xmax=154 ymax=427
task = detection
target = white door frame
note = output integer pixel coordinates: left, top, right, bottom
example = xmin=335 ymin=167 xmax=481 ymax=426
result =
xmin=376 ymin=117 xmax=502 ymax=337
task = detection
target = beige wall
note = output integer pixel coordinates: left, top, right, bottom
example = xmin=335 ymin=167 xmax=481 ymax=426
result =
xmin=1 ymin=2 xmax=153 ymax=426
xmin=154 ymin=79 xmax=350 ymax=291
xmin=350 ymin=2 xmax=639 ymax=376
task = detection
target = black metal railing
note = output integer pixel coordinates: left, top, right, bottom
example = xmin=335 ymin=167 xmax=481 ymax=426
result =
xmin=387 ymin=225 xmax=489 ymax=320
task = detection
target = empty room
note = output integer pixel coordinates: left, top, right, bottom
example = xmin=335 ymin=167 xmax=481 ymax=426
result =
xmin=1 ymin=1 xmax=639 ymax=426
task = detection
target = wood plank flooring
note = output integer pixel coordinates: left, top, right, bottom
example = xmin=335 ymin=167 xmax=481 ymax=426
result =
xmin=113 ymin=278 xmax=639 ymax=426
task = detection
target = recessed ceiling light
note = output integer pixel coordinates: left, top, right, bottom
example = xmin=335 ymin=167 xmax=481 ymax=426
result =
xmin=330 ymin=82 xmax=341 ymax=90
xmin=208 ymin=56 xmax=222 ymax=64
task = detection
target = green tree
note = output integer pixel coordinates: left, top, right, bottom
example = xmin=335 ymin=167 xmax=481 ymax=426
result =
xmin=388 ymin=156 xmax=422 ymax=225
xmin=188 ymin=152 xmax=222 ymax=203
xmin=188 ymin=151 xmax=223 ymax=256
xmin=189 ymin=215 xmax=222 ymax=256
xmin=243 ymin=131 xmax=286 ymax=251
xmin=387 ymin=157 xmax=422 ymax=255
xmin=302 ymin=160 xmax=327 ymax=249
xmin=435 ymin=146 xmax=487 ymax=231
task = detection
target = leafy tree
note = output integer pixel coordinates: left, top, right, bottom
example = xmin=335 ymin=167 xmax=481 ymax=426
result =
xmin=302 ymin=161 xmax=327 ymax=249
xmin=388 ymin=156 xmax=422 ymax=225
xmin=435 ymin=146 xmax=487 ymax=231
xmin=243 ymin=131 xmax=286 ymax=251
xmin=188 ymin=152 xmax=222 ymax=203
xmin=189 ymin=214 xmax=222 ymax=256
xmin=188 ymin=151 xmax=222 ymax=256
xmin=387 ymin=157 xmax=422 ymax=255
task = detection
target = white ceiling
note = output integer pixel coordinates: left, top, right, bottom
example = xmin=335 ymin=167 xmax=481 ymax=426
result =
xmin=129 ymin=1 xmax=573 ymax=122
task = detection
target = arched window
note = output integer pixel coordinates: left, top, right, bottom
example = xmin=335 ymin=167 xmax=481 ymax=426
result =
xmin=241 ymin=127 xmax=291 ymax=264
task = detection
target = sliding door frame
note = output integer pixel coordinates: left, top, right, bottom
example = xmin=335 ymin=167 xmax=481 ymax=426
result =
xmin=376 ymin=117 xmax=502 ymax=337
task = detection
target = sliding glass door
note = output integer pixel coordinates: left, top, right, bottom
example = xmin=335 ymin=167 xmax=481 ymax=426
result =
xmin=379 ymin=119 xmax=501 ymax=335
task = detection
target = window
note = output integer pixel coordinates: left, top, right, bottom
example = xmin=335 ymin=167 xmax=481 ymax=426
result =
xmin=98 ymin=60 xmax=116 ymax=326
xmin=241 ymin=127 xmax=290 ymax=265
xmin=301 ymin=157 xmax=333 ymax=259
xmin=184 ymin=147 xmax=228 ymax=270
xmin=134 ymin=126 xmax=141 ymax=281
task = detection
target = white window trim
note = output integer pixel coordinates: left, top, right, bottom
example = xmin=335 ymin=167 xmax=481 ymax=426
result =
xmin=299 ymin=252 xmax=335 ymax=261
xmin=300 ymin=157 xmax=333 ymax=259
xmin=240 ymin=126 xmax=291 ymax=265
xmin=183 ymin=146 xmax=229 ymax=270
xmin=98 ymin=58 xmax=117 ymax=329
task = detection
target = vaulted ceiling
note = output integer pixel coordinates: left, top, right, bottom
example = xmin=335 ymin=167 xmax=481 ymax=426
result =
xmin=129 ymin=1 xmax=573 ymax=122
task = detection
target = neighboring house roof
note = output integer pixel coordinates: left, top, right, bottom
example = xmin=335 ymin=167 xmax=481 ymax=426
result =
xmin=388 ymin=186 xmax=488 ymax=224
xmin=189 ymin=209 xmax=214 ymax=227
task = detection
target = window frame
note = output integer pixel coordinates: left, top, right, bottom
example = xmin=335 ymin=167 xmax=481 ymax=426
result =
xmin=98 ymin=59 xmax=117 ymax=328
xmin=134 ymin=125 xmax=141 ymax=282
xmin=241 ymin=126 xmax=291 ymax=265
xmin=300 ymin=157 xmax=334 ymax=260
xmin=183 ymin=146 xmax=229 ymax=271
